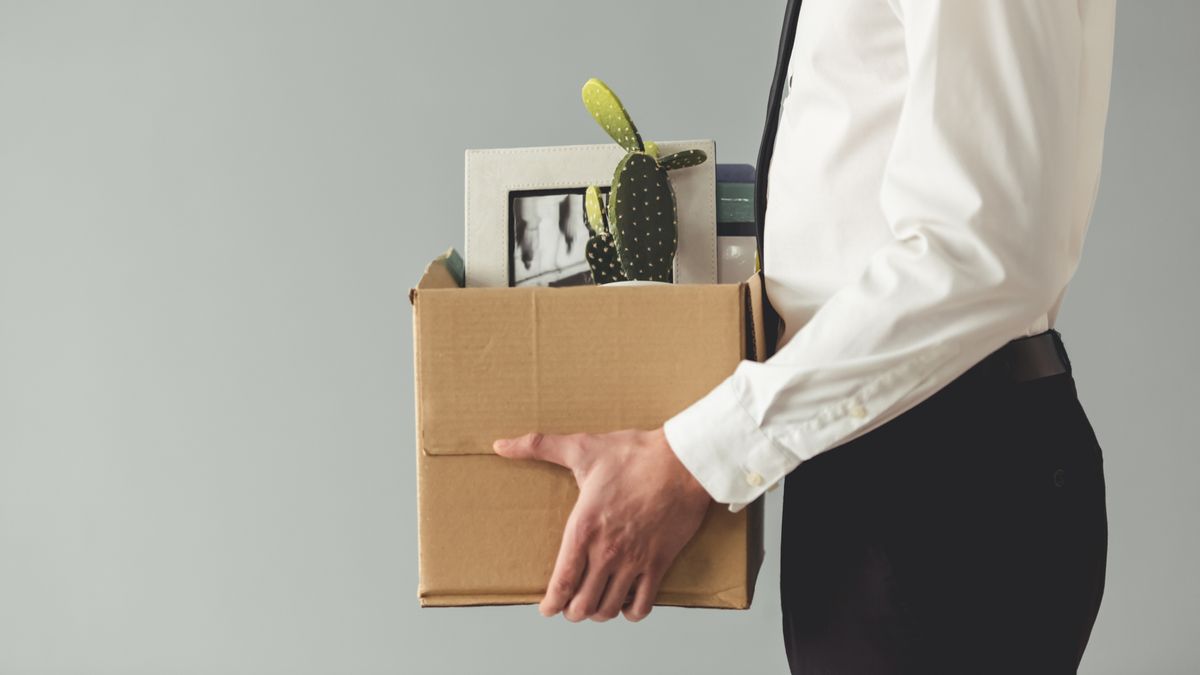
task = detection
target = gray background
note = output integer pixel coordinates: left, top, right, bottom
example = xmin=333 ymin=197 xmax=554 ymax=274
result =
xmin=0 ymin=1 xmax=1195 ymax=673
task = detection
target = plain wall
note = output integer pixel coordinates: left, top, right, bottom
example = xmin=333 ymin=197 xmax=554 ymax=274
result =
xmin=0 ymin=1 xmax=1195 ymax=673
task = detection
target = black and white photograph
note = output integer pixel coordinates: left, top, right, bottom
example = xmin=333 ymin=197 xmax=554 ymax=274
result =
xmin=508 ymin=188 xmax=606 ymax=287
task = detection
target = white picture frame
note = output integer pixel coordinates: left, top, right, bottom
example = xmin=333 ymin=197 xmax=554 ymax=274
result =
xmin=464 ymin=140 xmax=718 ymax=288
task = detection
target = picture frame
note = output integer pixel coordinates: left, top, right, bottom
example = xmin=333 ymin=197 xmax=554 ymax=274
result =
xmin=506 ymin=186 xmax=607 ymax=288
xmin=464 ymin=140 xmax=718 ymax=288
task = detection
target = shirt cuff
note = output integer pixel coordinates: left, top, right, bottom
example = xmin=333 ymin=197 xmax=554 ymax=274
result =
xmin=663 ymin=375 xmax=799 ymax=512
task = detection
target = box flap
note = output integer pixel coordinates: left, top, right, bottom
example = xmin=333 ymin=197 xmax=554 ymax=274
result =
xmin=413 ymin=283 xmax=744 ymax=456
xmin=409 ymin=249 xmax=464 ymax=305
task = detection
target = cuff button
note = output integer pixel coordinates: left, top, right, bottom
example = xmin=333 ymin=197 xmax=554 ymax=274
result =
xmin=745 ymin=472 xmax=765 ymax=487
xmin=850 ymin=403 xmax=868 ymax=419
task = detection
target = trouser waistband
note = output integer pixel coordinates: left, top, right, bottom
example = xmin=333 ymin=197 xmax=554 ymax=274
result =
xmin=972 ymin=329 xmax=1072 ymax=383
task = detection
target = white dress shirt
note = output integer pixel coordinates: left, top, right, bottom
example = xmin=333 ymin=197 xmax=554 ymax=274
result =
xmin=664 ymin=0 xmax=1116 ymax=512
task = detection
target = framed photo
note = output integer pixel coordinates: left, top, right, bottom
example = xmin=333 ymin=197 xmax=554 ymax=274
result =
xmin=508 ymin=187 xmax=609 ymax=288
xmin=464 ymin=140 xmax=718 ymax=287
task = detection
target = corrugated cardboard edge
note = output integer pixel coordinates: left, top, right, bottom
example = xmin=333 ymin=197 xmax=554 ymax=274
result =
xmin=740 ymin=273 xmax=767 ymax=609
xmin=411 ymin=254 xmax=463 ymax=605
xmin=419 ymin=590 xmax=752 ymax=609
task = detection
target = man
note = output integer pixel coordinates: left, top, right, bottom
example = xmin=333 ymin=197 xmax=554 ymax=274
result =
xmin=493 ymin=0 xmax=1113 ymax=671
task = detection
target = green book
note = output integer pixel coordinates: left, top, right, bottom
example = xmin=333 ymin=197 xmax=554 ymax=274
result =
xmin=717 ymin=182 xmax=756 ymax=228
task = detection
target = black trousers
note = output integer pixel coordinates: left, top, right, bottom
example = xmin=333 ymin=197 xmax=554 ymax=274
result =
xmin=780 ymin=331 xmax=1108 ymax=674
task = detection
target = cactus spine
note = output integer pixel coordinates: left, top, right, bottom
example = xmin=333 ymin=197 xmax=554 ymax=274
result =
xmin=581 ymin=78 xmax=707 ymax=283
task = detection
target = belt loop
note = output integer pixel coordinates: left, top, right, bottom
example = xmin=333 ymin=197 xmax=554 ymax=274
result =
xmin=1050 ymin=329 xmax=1073 ymax=375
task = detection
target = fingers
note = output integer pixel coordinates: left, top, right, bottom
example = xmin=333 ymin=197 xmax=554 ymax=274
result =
xmin=564 ymin=562 xmax=611 ymax=622
xmin=591 ymin=568 xmax=639 ymax=622
xmin=539 ymin=511 xmax=589 ymax=617
xmin=492 ymin=432 xmax=581 ymax=469
xmin=622 ymin=568 xmax=664 ymax=622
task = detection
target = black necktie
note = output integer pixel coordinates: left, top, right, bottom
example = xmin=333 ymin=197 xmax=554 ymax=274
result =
xmin=754 ymin=0 xmax=803 ymax=357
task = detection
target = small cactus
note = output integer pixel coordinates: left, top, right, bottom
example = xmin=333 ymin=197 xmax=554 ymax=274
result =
xmin=581 ymin=78 xmax=707 ymax=283
xmin=582 ymin=185 xmax=626 ymax=285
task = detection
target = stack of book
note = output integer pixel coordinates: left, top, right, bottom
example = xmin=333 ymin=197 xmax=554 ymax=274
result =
xmin=716 ymin=164 xmax=758 ymax=284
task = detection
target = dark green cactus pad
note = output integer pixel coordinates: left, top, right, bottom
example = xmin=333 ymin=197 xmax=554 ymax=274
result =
xmin=582 ymin=78 xmax=643 ymax=153
xmin=609 ymin=153 xmax=677 ymax=282
xmin=582 ymin=185 xmax=626 ymax=285
xmin=659 ymin=149 xmax=708 ymax=171
xmin=585 ymin=234 xmax=625 ymax=284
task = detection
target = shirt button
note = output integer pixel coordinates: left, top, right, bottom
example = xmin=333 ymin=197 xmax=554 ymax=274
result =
xmin=849 ymin=403 xmax=868 ymax=419
xmin=745 ymin=472 xmax=765 ymax=487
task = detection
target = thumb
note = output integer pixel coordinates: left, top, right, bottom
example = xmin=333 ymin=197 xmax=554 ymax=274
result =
xmin=493 ymin=432 xmax=578 ymax=469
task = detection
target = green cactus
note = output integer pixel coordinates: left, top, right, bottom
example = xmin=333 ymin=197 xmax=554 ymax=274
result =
xmin=582 ymin=185 xmax=626 ymax=285
xmin=582 ymin=78 xmax=643 ymax=153
xmin=581 ymin=78 xmax=707 ymax=282
xmin=658 ymin=148 xmax=707 ymax=171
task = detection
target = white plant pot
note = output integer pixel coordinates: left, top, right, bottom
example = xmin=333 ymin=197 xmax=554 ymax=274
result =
xmin=601 ymin=280 xmax=673 ymax=287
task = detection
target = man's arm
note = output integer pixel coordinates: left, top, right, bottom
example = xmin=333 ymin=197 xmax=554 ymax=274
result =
xmin=666 ymin=0 xmax=1098 ymax=511
xmin=494 ymin=0 xmax=1106 ymax=622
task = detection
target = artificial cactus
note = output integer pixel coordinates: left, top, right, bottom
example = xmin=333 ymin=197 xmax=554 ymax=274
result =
xmin=581 ymin=78 xmax=707 ymax=283
xmin=582 ymin=185 xmax=626 ymax=285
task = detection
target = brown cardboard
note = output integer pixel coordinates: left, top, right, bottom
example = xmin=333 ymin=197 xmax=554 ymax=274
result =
xmin=411 ymin=255 xmax=765 ymax=609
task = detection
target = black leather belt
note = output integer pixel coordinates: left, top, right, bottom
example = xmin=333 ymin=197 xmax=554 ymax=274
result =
xmin=977 ymin=329 xmax=1072 ymax=382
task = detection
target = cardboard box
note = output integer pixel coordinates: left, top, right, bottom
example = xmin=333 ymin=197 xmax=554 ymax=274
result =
xmin=410 ymin=254 xmax=766 ymax=609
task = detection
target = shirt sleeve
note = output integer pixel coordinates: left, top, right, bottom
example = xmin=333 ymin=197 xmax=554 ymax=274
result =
xmin=664 ymin=0 xmax=1091 ymax=512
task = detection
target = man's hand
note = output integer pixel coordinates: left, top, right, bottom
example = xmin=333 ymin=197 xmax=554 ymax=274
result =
xmin=492 ymin=428 xmax=713 ymax=622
